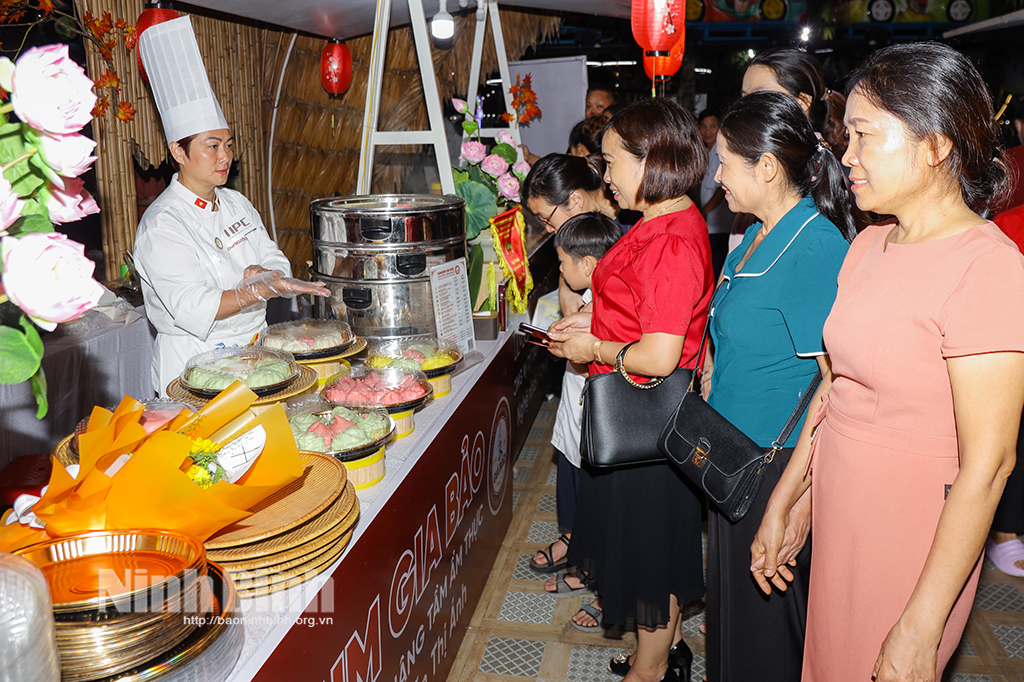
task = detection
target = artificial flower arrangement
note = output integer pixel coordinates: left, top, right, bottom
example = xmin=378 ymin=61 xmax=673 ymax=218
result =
xmin=452 ymin=74 xmax=539 ymax=313
xmin=0 ymin=45 xmax=106 ymax=417
xmin=0 ymin=381 xmax=305 ymax=553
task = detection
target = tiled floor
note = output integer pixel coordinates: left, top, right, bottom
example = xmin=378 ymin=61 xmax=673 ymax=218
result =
xmin=447 ymin=396 xmax=1024 ymax=682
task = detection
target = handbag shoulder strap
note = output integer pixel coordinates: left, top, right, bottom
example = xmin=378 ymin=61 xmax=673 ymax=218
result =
xmin=770 ymin=370 xmax=822 ymax=451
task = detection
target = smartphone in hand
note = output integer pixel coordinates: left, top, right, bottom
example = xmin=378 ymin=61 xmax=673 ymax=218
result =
xmin=517 ymin=322 xmax=553 ymax=347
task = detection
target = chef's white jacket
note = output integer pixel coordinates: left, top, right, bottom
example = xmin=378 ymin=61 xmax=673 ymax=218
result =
xmin=134 ymin=174 xmax=291 ymax=396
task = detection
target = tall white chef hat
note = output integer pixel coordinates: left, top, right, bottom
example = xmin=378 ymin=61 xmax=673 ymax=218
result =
xmin=138 ymin=16 xmax=229 ymax=143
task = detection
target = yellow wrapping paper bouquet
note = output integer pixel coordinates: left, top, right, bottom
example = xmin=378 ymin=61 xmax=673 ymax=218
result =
xmin=0 ymin=382 xmax=304 ymax=552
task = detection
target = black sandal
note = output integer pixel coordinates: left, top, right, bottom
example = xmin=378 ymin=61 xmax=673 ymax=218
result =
xmin=529 ymin=533 xmax=570 ymax=573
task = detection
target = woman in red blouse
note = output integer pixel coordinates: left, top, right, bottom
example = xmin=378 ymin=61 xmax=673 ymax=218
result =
xmin=549 ymin=98 xmax=714 ymax=682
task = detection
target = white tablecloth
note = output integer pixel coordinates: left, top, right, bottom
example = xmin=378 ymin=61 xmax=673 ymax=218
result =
xmin=0 ymin=309 xmax=155 ymax=469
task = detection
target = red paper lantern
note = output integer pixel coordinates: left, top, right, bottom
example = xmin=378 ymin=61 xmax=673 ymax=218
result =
xmin=632 ymin=0 xmax=685 ymax=56
xmin=321 ymin=40 xmax=352 ymax=98
xmin=643 ymin=33 xmax=685 ymax=82
xmin=135 ymin=0 xmax=180 ymax=83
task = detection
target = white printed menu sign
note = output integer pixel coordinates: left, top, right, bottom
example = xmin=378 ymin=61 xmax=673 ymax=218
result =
xmin=430 ymin=257 xmax=476 ymax=355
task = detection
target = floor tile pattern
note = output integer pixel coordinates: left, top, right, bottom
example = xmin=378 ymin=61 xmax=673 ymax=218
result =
xmin=446 ymin=396 xmax=1024 ymax=682
xmin=496 ymin=590 xmax=556 ymax=625
xmin=537 ymin=493 xmax=558 ymax=514
xmin=477 ymin=637 xmax=545 ymax=677
xmin=976 ymin=583 xmax=1024 ymax=612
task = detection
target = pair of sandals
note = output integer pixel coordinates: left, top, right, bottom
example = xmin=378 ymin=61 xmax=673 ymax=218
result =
xmin=530 ymin=534 xmax=602 ymax=631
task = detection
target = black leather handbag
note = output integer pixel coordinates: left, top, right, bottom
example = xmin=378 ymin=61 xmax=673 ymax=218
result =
xmin=579 ymin=341 xmax=694 ymax=468
xmin=658 ymin=370 xmax=820 ymax=522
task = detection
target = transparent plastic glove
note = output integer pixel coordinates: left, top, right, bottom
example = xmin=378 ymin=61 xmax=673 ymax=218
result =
xmin=233 ymin=270 xmax=329 ymax=310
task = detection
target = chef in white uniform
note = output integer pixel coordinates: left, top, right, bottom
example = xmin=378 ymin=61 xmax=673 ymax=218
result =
xmin=135 ymin=17 xmax=327 ymax=395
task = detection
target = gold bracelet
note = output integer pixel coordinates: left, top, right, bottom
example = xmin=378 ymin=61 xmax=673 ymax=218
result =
xmin=593 ymin=338 xmax=604 ymax=364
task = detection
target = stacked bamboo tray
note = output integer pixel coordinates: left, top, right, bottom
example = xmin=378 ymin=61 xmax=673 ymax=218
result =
xmin=203 ymin=451 xmax=359 ymax=598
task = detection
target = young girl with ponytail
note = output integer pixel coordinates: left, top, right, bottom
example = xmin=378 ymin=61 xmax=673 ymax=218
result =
xmin=702 ymin=90 xmax=852 ymax=682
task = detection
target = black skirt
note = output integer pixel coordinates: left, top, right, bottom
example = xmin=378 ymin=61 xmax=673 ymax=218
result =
xmin=705 ymin=448 xmax=810 ymax=682
xmin=568 ymin=458 xmax=705 ymax=629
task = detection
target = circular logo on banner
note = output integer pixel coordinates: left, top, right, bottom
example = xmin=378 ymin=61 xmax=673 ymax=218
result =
xmin=214 ymin=237 xmax=224 ymax=250
xmin=487 ymin=396 xmax=511 ymax=515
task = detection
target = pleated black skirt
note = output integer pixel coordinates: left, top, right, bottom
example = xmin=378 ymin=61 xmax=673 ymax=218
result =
xmin=568 ymin=458 xmax=705 ymax=629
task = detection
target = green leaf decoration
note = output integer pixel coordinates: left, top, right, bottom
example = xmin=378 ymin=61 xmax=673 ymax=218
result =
xmin=0 ymin=323 xmax=43 ymax=384
xmin=19 ymin=316 xmax=43 ymax=358
xmin=29 ymin=366 xmax=47 ymax=419
xmin=468 ymin=165 xmax=499 ymax=198
xmin=0 ymin=58 xmax=13 ymax=92
xmin=9 ymin=211 xmax=52 ymax=237
xmin=467 ymin=242 xmax=483 ymax=309
xmin=28 ymin=151 xmax=61 ymax=187
xmin=457 ymin=180 xmax=498 ymax=241
xmin=6 ymin=162 xmax=44 ymax=199
xmin=462 ymin=121 xmax=479 ymax=137
xmin=492 ymin=143 xmax=517 ymax=164
xmin=452 ymin=168 xmax=469 ymax=187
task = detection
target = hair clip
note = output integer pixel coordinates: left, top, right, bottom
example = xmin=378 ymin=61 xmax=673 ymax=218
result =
xmin=816 ymin=140 xmax=832 ymax=154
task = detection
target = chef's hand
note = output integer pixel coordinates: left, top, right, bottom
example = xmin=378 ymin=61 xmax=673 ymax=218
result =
xmin=234 ymin=270 xmax=329 ymax=309
xmin=243 ymin=264 xmax=271 ymax=278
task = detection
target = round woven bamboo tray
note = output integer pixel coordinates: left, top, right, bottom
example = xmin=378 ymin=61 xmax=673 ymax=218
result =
xmin=206 ymin=484 xmax=357 ymax=565
xmin=166 ymin=364 xmax=319 ymax=414
xmin=204 ymin=451 xmax=347 ymax=550
xmin=51 ymin=434 xmax=74 ymax=468
xmin=217 ymin=503 xmax=358 ymax=578
xmin=234 ymin=529 xmax=353 ymax=598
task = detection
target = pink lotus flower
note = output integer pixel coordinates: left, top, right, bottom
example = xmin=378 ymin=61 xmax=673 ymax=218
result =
xmin=461 ymin=141 xmax=487 ymax=165
xmin=11 ymin=45 xmax=96 ymax=135
xmin=0 ymin=176 xmax=24 ymax=231
xmin=38 ymin=133 xmax=97 ymax=186
xmin=45 ymin=177 xmax=100 ymax=224
xmin=497 ymin=173 xmax=520 ymax=201
xmin=512 ymin=160 xmax=531 ymax=178
xmin=2 ymin=232 xmax=103 ymax=331
xmin=452 ymin=98 xmax=469 ymax=114
xmin=481 ymin=154 xmax=510 ymax=178
xmin=497 ymin=130 xmax=516 ymax=147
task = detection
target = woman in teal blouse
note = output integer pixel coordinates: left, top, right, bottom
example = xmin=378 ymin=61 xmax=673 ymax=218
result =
xmin=702 ymin=92 xmax=853 ymax=682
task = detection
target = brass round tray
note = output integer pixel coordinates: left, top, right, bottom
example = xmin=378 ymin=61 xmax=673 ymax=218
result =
xmin=235 ymin=529 xmax=352 ymax=598
xmin=15 ymin=529 xmax=206 ymax=615
xmin=204 ymin=451 xmax=347 ymax=550
xmin=209 ymin=484 xmax=358 ymax=566
xmin=83 ymin=561 xmax=240 ymax=682
xmin=166 ymin=364 xmax=318 ymax=407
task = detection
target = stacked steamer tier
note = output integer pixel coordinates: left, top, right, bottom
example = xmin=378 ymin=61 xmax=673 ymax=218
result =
xmin=203 ymin=452 xmax=358 ymax=598
xmin=168 ymin=347 xmax=317 ymax=415
xmin=286 ymin=397 xmax=396 ymax=490
xmin=257 ymin=319 xmax=366 ymax=388
xmin=13 ymin=530 xmax=242 ymax=682
xmin=322 ymin=364 xmax=432 ymax=439
xmin=365 ymin=336 xmax=462 ymax=398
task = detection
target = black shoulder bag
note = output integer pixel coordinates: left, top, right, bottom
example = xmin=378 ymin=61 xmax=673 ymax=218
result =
xmin=657 ymin=333 xmax=820 ymax=522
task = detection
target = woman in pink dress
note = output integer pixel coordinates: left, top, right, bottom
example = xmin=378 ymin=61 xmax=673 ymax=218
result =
xmin=750 ymin=42 xmax=1024 ymax=682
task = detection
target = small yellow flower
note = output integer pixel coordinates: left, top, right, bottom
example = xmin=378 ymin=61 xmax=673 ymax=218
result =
xmin=186 ymin=464 xmax=213 ymax=489
xmin=189 ymin=437 xmax=218 ymax=455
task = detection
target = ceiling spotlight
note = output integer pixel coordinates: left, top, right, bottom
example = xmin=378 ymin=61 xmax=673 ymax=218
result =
xmin=800 ymin=26 xmax=811 ymax=41
xmin=747 ymin=48 xmax=756 ymax=58
xmin=432 ymin=0 xmax=454 ymax=40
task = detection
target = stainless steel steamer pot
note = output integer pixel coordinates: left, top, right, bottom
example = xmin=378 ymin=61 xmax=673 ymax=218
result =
xmin=309 ymin=195 xmax=466 ymax=340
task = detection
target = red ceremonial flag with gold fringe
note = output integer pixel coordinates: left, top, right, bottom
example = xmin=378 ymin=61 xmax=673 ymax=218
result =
xmin=489 ymin=206 xmax=532 ymax=314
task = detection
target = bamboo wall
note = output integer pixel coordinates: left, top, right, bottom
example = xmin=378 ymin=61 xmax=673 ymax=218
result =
xmin=76 ymin=1 xmax=559 ymax=280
